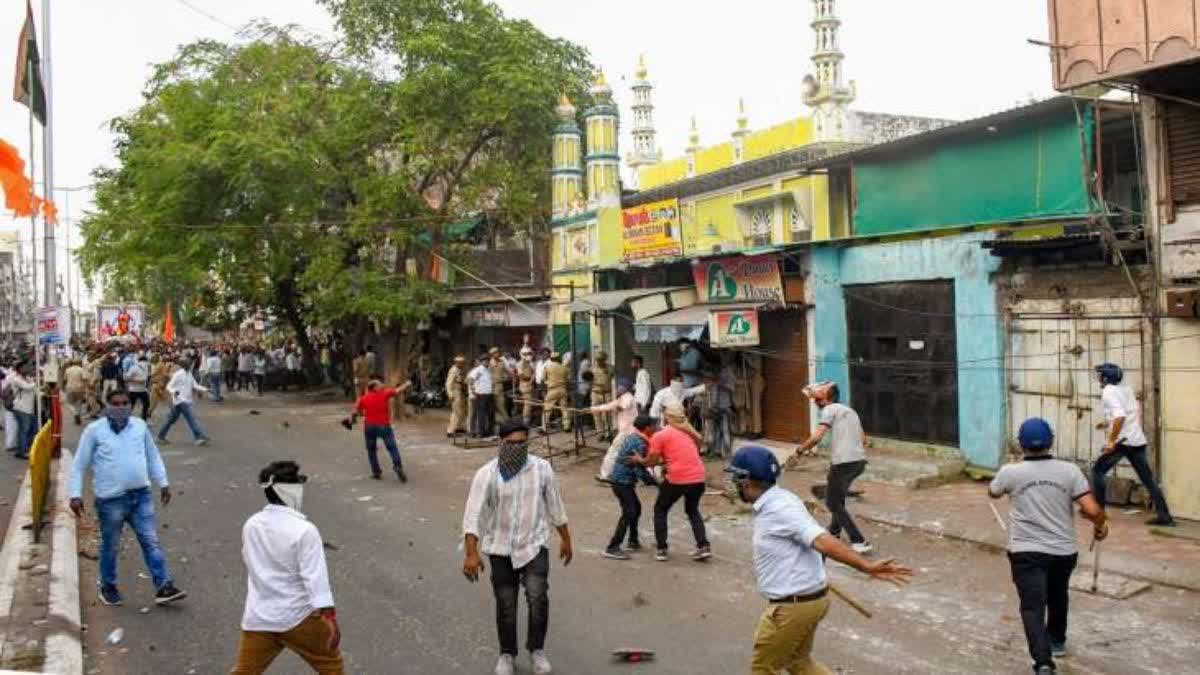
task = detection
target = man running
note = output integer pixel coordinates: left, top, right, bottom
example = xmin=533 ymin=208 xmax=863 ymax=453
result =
xmin=158 ymin=359 xmax=211 ymax=446
xmin=231 ymin=461 xmax=343 ymax=674
xmin=1090 ymin=363 xmax=1175 ymax=527
xmin=348 ymin=374 xmax=410 ymax=482
xmin=462 ymin=420 xmax=571 ymax=675
xmin=990 ymin=418 xmax=1109 ymax=675
xmin=70 ymin=389 xmax=187 ymax=607
xmin=726 ymin=445 xmax=912 ymax=675
xmin=794 ymin=381 xmax=872 ymax=553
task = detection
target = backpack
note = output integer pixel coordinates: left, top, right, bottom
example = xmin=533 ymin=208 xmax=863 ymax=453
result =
xmin=1 ymin=385 xmax=15 ymax=412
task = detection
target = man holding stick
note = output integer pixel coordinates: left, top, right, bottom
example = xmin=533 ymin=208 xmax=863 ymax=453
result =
xmin=990 ymin=418 xmax=1108 ymax=675
xmin=726 ymin=446 xmax=912 ymax=675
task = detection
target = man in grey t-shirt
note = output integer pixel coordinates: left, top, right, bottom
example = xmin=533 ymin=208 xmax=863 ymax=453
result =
xmin=794 ymin=382 xmax=871 ymax=553
xmin=989 ymin=417 xmax=1108 ymax=675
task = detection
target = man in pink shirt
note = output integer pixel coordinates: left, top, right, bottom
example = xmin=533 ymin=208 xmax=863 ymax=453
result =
xmin=626 ymin=405 xmax=710 ymax=562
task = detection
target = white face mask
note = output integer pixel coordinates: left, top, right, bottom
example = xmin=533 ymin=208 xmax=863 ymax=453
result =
xmin=272 ymin=483 xmax=304 ymax=512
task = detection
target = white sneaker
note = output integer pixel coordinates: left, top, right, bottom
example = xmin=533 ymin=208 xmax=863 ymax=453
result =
xmin=494 ymin=654 xmax=514 ymax=675
xmin=852 ymin=542 xmax=873 ymax=554
xmin=531 ymin=650 xmax=553 ymax=674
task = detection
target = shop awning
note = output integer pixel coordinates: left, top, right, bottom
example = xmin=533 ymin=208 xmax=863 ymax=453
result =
xmin=634 ymin=302 xmax=762 ymax=343
xmin=567 ymin=286 xmax=687 ymax=313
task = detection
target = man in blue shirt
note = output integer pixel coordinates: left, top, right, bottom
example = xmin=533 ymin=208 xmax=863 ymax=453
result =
xmin=70 ymin=389 xmax=186 ymax=607
xmin=727 ymin=446 xmax=911 ymax=675
xmin=602 ymin=416 xmax=656 ymax=560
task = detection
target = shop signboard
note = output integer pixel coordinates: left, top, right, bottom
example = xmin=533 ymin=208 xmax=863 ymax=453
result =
xmin=692 ymin=254 xmax=785 ymax=305
xmin=621 ymin=198 xmax=683 ymax=262
xmin=709 ymin=308 xmax=760 ymax=347
xmin=463 ymin=304 xmax=508 ymax=327
xmin=37 ymin=306 xmax=71 ymax=345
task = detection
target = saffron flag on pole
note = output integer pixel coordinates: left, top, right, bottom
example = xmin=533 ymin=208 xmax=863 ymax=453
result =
xmin=0 ymin=138 xmax=54 ymax=219
xmin=162 ymin=303 xmax=176 ymax=344
xmin=13 ymin=0 xmax=46 ymax=126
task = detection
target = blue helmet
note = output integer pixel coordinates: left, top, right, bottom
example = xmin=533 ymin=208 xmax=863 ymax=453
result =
xmin=726 ymin=445 xmax=781 ymax=483
xmin=1017 ymin=417 xmax=1054 ymax=452
xmin=1095 ymin=363 xmax=1123 ymax=385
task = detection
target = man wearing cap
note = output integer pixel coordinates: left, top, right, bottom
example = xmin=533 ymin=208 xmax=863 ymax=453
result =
xmin=990 ymin=418 xmax=1108 ymax=675
xmin=462 ymin=420 xmax=572 ymax=675
xmin=445 ymin=355 xmax=468 ymax=437
xmin=541 ymin=353 xmax=570 ymax=433
xmin=727 ymin=445 xmax=912 ymax=674
xmin=589 ymin=351 xmax=614 ymax=438
xmin=489 ymin=347 xmax=511 ymax=425
xmin=1090 ymin=363 xmax=1175 ymax=527
xmin=467 ymin=354 xmax=495 ymax=439
xmin=232 ymin=461 xmax=343 ymax=674
xmin=517 ymin=348 xmax=536 ymax=426
xmin=794 ymin=381 xmax=872 ymax=553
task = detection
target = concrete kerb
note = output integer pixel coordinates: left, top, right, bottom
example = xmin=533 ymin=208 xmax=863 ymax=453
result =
xmin=44 ymin=450 xmax=81 ymax=675
xmin=0 ymin=450 xmax=83 ymax=675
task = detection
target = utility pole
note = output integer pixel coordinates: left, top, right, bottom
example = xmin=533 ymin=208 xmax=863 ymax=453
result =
xmin=40 ymin=0 xmax=56 ymax=308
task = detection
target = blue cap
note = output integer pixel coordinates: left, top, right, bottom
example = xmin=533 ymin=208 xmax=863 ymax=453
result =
xmin=726 ymin=445 xmax=781 ymax=483
xmin=1094 ymin=363 xmax=1123 ymax=385
xmin=1017 ymin=417 xmax=1054 ymax=452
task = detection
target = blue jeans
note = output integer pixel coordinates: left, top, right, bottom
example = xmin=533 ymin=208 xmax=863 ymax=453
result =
xmin=206 ymin=373 xmax=224 ymax=401
xmin=364 ymin=424 xmax=403 ymax=476
xmin=14 ymin=410 xmax=36 ymax=457
xmin=158 ymin=402 xmax=208 ymax=442
xmin=96 ymin=487 xmax=172 ymax=590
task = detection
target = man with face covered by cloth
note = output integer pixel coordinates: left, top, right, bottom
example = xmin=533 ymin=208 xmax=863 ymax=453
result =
xmin=462 ymin=420 xmax=572 ymax=675
xmin=231 ymin=461 xmax=343 ymax=674
xmin=726 ymin=446 xmax=913 ymax=675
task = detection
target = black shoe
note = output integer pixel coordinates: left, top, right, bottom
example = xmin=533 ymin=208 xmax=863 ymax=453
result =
xmin=371 ymin=473 xmax=382 ymax=480
xmin=1146 ymin=516 xmax=1176 ymax=527
xmin=626 ymin=541 xmax=642 ymax=551
xmin=155 ymin=583 xmax=187 ymax=605
xmin=74 ymin=415 xmax=82 ymax=426
xmin=395 ymin=467 xmax=408 ymax=483
xmin=99 ymin=584 xmax=123 ymax=606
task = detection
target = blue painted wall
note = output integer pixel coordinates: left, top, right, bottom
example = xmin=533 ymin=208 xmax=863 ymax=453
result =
xmin=811 ymin=231 xmax=1006 ymax=468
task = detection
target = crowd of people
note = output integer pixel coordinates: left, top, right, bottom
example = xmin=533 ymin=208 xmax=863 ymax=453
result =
xmin=50 ymin=324 xmax=1177 ymax=675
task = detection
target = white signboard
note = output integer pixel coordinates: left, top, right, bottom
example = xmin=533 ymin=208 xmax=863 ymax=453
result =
xmin=37 ymin=306 xmax=71 ymax=345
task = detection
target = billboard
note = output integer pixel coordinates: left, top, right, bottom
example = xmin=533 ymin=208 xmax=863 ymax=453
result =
xmin=621 ymin=198 xmax=683 ymax=262
xmin=709 ymin=308 xmax=760 ymax=347
xmin=96 ymin=304 xmax=146 ymax=340
xmin=692 ymin=254 xmax=785 ymax=305
xmin=37 ymin=306 xmax=71 ymax=345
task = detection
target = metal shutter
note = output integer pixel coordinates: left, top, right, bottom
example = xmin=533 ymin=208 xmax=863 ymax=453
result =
xmin=760 ymin=309 xmax=810 ymax=443
xmin=1166 ymin=101 xmax=1200 ymax=205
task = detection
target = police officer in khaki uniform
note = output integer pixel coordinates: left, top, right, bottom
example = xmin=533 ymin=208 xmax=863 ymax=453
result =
xmin=488 ymin=347 xmax=510 ymax=424
xmin=590 ymin=350 xmax=614 ymax=437
xmin=517 ymin=347 xmax=536 ymax=426
xmin=542 ymin=353 xmax=570 ymax=432
xmin=445 ymin=356 xmax=468 ymax=437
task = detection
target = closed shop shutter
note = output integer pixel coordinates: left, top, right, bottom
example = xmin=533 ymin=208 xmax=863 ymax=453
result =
xmin=1166 ymin=102 xmax=1200 ymax=205
xmin=760 ymin=309 xmax=809 ymax=442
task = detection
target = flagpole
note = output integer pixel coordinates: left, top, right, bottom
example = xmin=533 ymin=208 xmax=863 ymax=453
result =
xmin=40 ymin=0 xmax=55 ymax=309
xmin=27 ymin=56 xmax=41 ymax=423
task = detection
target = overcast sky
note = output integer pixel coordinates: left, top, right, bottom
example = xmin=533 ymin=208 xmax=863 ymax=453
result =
xmin=0 ymin=0 xmax=1057 ymax=308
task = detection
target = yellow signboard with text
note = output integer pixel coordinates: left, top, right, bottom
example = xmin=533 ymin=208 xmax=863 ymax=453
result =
xmin=621 ymin=199 xmax=683 ymax=263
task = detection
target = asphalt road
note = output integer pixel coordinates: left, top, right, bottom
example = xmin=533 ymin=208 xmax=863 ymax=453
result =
xmin=68 ymin=391 xmax=1200 ymax=675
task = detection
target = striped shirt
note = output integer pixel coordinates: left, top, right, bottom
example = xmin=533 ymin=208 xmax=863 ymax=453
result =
xmin=462 ymin=455 xmax=568 ymax=568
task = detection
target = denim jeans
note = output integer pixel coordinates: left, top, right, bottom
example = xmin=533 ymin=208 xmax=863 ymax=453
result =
xmin=206 ymin=373 xmax=224 ymax=401
xmin=654 ymin=482 xmax=708 ymax=550
xmin=158 ymin=402 xmax=208 ymax=442
xmin=489 ymin=547 xmax=549 ymax=656
xmin=1008 ymin=551 xmax=1077 ymax=671
xmin=827 ymin=460 xmax=867 ymax=544
xmin=363 ymin=424 xmax=403 ymax=476
xmin=1091 ymin=444 xmax=1173 ymax=520
xmin=96 ymin=487 xmax=172 ymax=590
xmin=608 ymin=484 xmax=642 ymax=550
xmin=14 ymin=410 xmax=37 ymax=457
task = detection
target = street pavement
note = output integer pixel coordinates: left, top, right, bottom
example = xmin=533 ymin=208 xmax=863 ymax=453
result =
xmin=67 ymin=391 xmax=1200 ymax=674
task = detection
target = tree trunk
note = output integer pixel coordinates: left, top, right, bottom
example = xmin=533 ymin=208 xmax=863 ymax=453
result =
xmin=275 ymin=279 xmax=318 ymax=381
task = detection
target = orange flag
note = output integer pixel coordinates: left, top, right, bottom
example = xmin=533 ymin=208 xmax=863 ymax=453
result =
xmin=0 ymin=138 xmax=55 ymax=221
xmin=162 ymin=303 xmax=176 ymax=344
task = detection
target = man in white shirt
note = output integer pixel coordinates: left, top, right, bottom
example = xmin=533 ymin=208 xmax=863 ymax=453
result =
xmin=466 ymin=355 xmax=495 ymax=438
xmin=631 ymin=355 xmax=652 ymax=415
xmin=203 ymin=349 xmax=225 ymax=402
xmin=232 ymin=461 xmax=342 ymax=674
xmin=1090 ymin=363 xmax=1174 ymax=526
xmin=648 ymin=375 xmax=705 ymax=421
xmin=462 ymin=420 xmax=571 ymax=675
xmin=157 ymin=360 xmax=211 ymax=446
xmin=124 ymin=355 xmax=152 ymax=419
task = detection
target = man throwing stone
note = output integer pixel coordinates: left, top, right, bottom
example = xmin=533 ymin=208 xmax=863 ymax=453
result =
xmin=462 ymin=420 xmax=572 ymax=675
xmin=795 ymin=381 xmax=872 ymax=553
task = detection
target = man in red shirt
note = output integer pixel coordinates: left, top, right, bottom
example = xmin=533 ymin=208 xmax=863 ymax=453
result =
xmin=350 ymin=374 xmax=412 ymax=482
xmin=626 ymin=405 xmax=711 ymax=562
